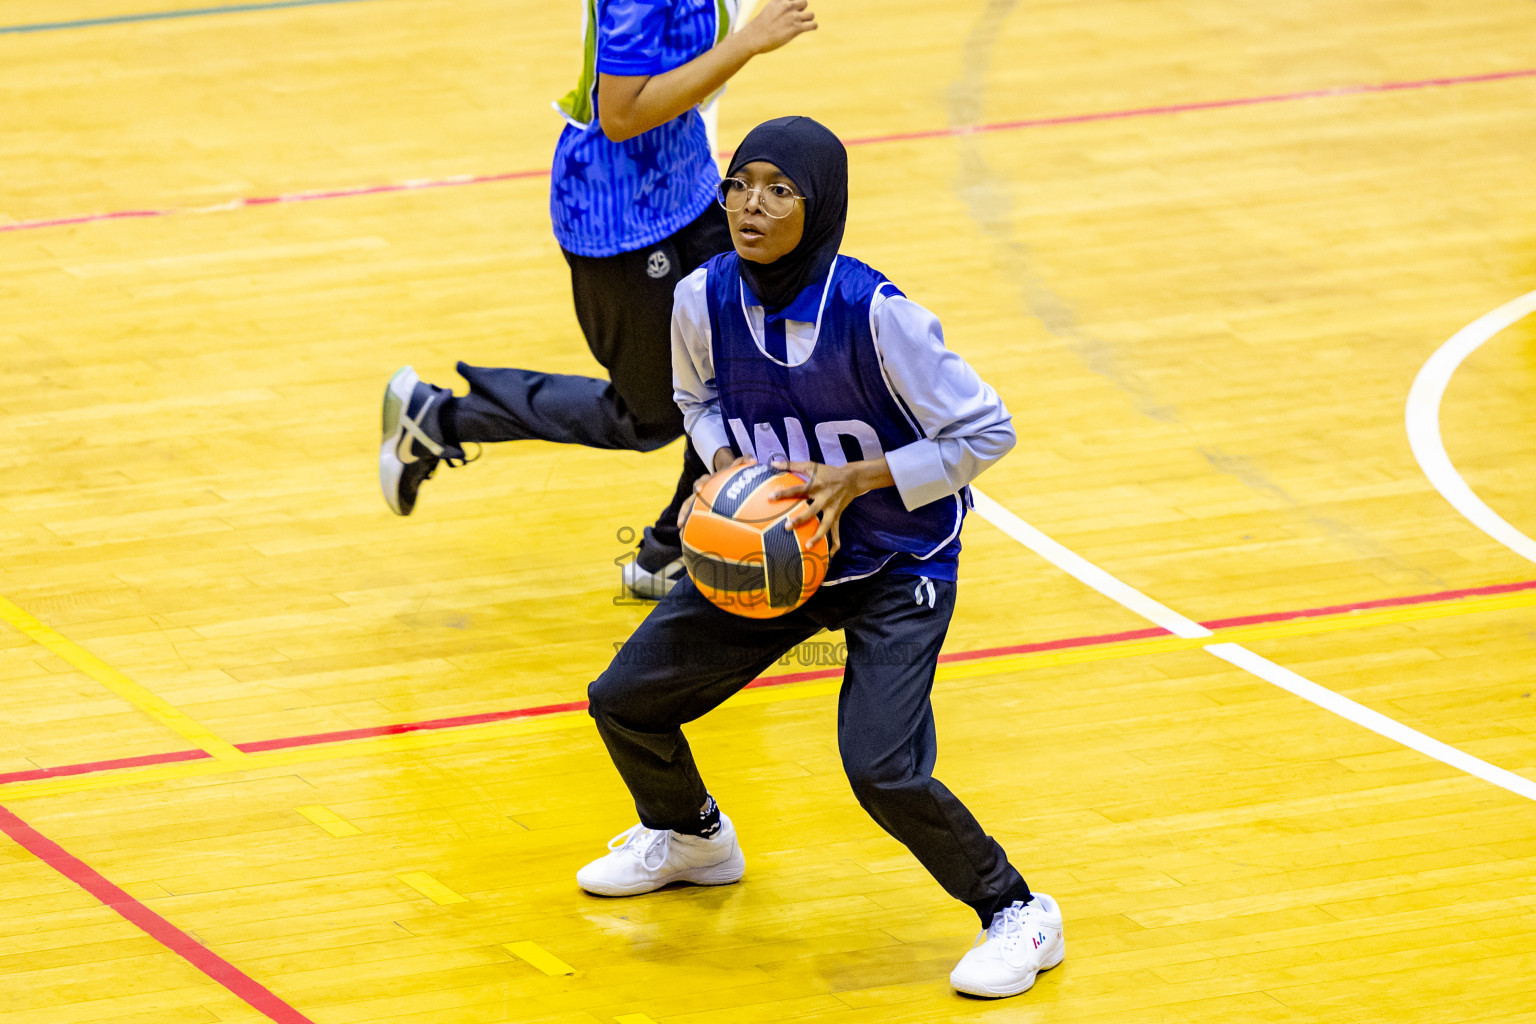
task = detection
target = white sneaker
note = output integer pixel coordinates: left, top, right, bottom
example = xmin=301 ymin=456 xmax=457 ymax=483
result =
xmin=621 ymin=556 xmax=686 ymax=600
xmin=950 ymin=893 xmax=1065 ymax=998
xmin=576 ymin=813 xmax=745 ymax=897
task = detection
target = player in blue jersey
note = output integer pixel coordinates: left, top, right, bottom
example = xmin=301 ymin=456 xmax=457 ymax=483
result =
xmin=379 ymin=0 xmax=817 ymax=598
xmin=575 ymin=116 xmax=1066 ymax=999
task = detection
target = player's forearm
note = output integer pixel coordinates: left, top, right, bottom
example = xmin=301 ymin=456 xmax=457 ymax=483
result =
xmin=598 ymin=34 xmax=756 ymax=143
xmin=845 ymin=457 xmax=896 ymax=496
xmin=600 ymin=0 xmax=817 ymax=142
xmin=887 ymin=425 xmax=1014 ymax=510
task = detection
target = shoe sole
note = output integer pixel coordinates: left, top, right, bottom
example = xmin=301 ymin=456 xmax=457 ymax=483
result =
xmin=379 ymin=367 xmax=417 ymax=516
xmin=621 ymin=559 xmax=685 ymax=601
xmin=578 ymin=847 xmax=745 ymax=897
xmin=950 ymin=942 xmax=1065 ymax=999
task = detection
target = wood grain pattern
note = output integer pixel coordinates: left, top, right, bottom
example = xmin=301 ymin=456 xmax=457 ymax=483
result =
xmin=2 ymin=0 xmax=1535 ymax=1021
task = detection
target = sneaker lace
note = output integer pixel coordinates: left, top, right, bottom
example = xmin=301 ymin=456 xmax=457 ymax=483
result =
xmin=403 ymin=392 xmax=481 ymax=469
xmin=989 ymin=901 xmax=1030 ymax=955
xmin=440 ymin=443 xmax=482 ymax=469
xmin=607 ymin=824 xmax=671 ymax=872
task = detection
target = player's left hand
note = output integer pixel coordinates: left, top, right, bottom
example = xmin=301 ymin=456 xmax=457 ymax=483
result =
xmin=768 ymin=457 xmax=859 ymax=555
xmin=678 ymin=452 xmax=757 ymax=529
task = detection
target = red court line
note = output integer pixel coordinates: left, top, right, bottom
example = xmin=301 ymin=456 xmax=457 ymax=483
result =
xmin=937 ymin=626 xmax=1169 ymax=664
xmin=0 ymin=805 xmax=317 ymax=1024
xmin=5 ymin=582 xmax=1529 ymax=1024
xmin=239 ymin=698 xmax=589 ymax=752
xmin=5 ymin=578 xmax=1532 ymax=789
xmin=0 ymin=749 xmax=210 ymax=785
xmin=242 ymin=672 xmax=852 ymax=752
xmin=0 ymin=170 xmax=550 ymax=234
xmin=0 ymin=209 xmax=166 ymax=231
xmin=236 ymin=169 xmax=549 ymax=206
xmin=842 ymin=67 xmax=1536 ymax=147
xmin=1 ymin=68 xmax=1531 ymax=236
xmin=1202 ymin=578 xmax=1536 ymax=630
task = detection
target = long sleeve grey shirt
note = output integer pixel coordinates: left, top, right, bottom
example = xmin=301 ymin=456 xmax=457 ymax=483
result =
xmin=671 ymin=264 xmax=1015 ymax=510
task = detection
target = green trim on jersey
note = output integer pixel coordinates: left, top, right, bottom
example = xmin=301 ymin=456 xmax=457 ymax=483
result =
xmin=700 ymin=0 xmax=739 ymax=108
xmin=554 ymin=0 xmax=600 ymax=127
xmin=715 ymin=0 xmax=733 ymax=43
xmin=554 ymin=0 xmax=741 ymax=129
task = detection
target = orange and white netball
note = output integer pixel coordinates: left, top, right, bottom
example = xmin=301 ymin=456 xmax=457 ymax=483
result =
xmin=681 ymin=462 xmax=830 ymax=618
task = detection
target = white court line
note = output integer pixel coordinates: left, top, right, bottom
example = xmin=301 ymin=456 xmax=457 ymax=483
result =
xmin=1203 ymin=644 xmax=1536 ymax=799
xmin=966 ymin=493 xmax=1212 ymax=640
xmin=970 ymin=488 xmax=1536 ymax=802
xmin=1406 ymin=289 xmax=1536 ymax=566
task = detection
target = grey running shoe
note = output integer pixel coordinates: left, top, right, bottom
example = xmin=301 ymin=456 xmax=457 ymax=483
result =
xmin=379 ymin=366 xmax=465 ymax=516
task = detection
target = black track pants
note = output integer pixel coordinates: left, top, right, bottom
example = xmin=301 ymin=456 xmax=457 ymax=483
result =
xmin=452 ymin=203 xmax=731 ymax=556
xmin=587 ymin=571 xmax=1030 ymax=921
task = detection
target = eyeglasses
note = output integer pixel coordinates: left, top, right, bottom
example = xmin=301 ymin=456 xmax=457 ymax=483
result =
xmin=717 ymin=177 xmax=803 ymax=219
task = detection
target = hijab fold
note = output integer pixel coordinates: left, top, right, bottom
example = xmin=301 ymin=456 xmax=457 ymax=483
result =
xmin=726 ymin=116 xmax=848 ymax=314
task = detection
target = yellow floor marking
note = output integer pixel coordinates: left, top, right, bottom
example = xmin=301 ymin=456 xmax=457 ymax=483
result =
xmin=2 ymin=586 xmax=1532 ymax=803
xmin=503 ymin=941 xmax=575 ymax=976
xmin=613 ymin=1015 xmax=658 ymax=1024
xmin=295 ymin=804 xmax=362 ymax=837
xmin=0 ymin=594 xmax=250 ymax=764
xmin=395 ymin=872 xmax=467 ymax=905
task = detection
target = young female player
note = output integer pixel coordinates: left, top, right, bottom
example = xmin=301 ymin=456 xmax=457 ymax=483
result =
xmin=576 ymin=116 xmax=1065 ymax=999
xmin=379 ymin=0 xmax=817 ymax=598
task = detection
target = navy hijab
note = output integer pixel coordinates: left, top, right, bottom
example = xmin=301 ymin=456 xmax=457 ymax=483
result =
xmin=726 ymin=116 xmax=848 ymax=313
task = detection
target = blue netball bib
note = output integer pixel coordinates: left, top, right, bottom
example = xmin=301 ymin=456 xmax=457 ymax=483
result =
xmin=703 ymin=252 xmax=965 ymax=583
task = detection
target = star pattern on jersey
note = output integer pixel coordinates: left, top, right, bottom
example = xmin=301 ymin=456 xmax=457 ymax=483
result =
xmin=549 ymin=0 xmax=724 ymax=251
xmin=555 ymin=176 xmax=593 ymax=222
xmin=553 ymin=141 xmax=598 ymax=224
xmin=562 ymin=145 xmax=595 ymax=186
xmin=627 ymin=134 xmax=673 ymax=211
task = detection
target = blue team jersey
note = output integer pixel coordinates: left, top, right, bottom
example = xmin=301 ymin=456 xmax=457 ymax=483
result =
xmin=550 ymin=0 xmax=727 ymax=257
xmin=703 ymin=253 xmax=967 ymax=583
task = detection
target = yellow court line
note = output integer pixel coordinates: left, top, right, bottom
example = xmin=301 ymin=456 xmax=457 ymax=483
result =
xmin=2 ymin=587 xmax=1533 ymax=802
xmin=396 ymin=871 xmax=467 ymax=905
xmin=296 ymin=804 xmax=362 ymax=837
xmin=613 ymin=1015 xmax=658 ymax=1024
xmin=0 ymin=594 xmax=249 ymax=764
xmin=503 ymin=941 xmax=575 ymax=976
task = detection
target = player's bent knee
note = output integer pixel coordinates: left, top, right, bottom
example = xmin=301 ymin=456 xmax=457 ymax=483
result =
xmin=587 ymin=673 xmax=668 ymax=732
xmin=844 ymin=763 xmax=920 ymax=811
xmin=586 ymin=675 xmax=626 ymax=722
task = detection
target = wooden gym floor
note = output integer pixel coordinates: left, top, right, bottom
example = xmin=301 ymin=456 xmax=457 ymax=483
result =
xmin=2 ymin=0 xmax=1535 ymax=1021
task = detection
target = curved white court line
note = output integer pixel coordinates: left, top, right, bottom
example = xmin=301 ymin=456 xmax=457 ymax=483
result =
xmin=971 ymin=488 xmax=1536 ymax=803
xmin=1406 ymin=289 xmax=1536 ymax=565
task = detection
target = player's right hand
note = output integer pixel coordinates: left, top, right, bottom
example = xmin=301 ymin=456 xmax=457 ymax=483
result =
xmin=741 ymin=0 xmax=817 ymax=56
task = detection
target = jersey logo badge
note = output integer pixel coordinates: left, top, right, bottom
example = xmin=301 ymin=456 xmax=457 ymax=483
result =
xmin=646 ymin=250 xmax=671 ymax=279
